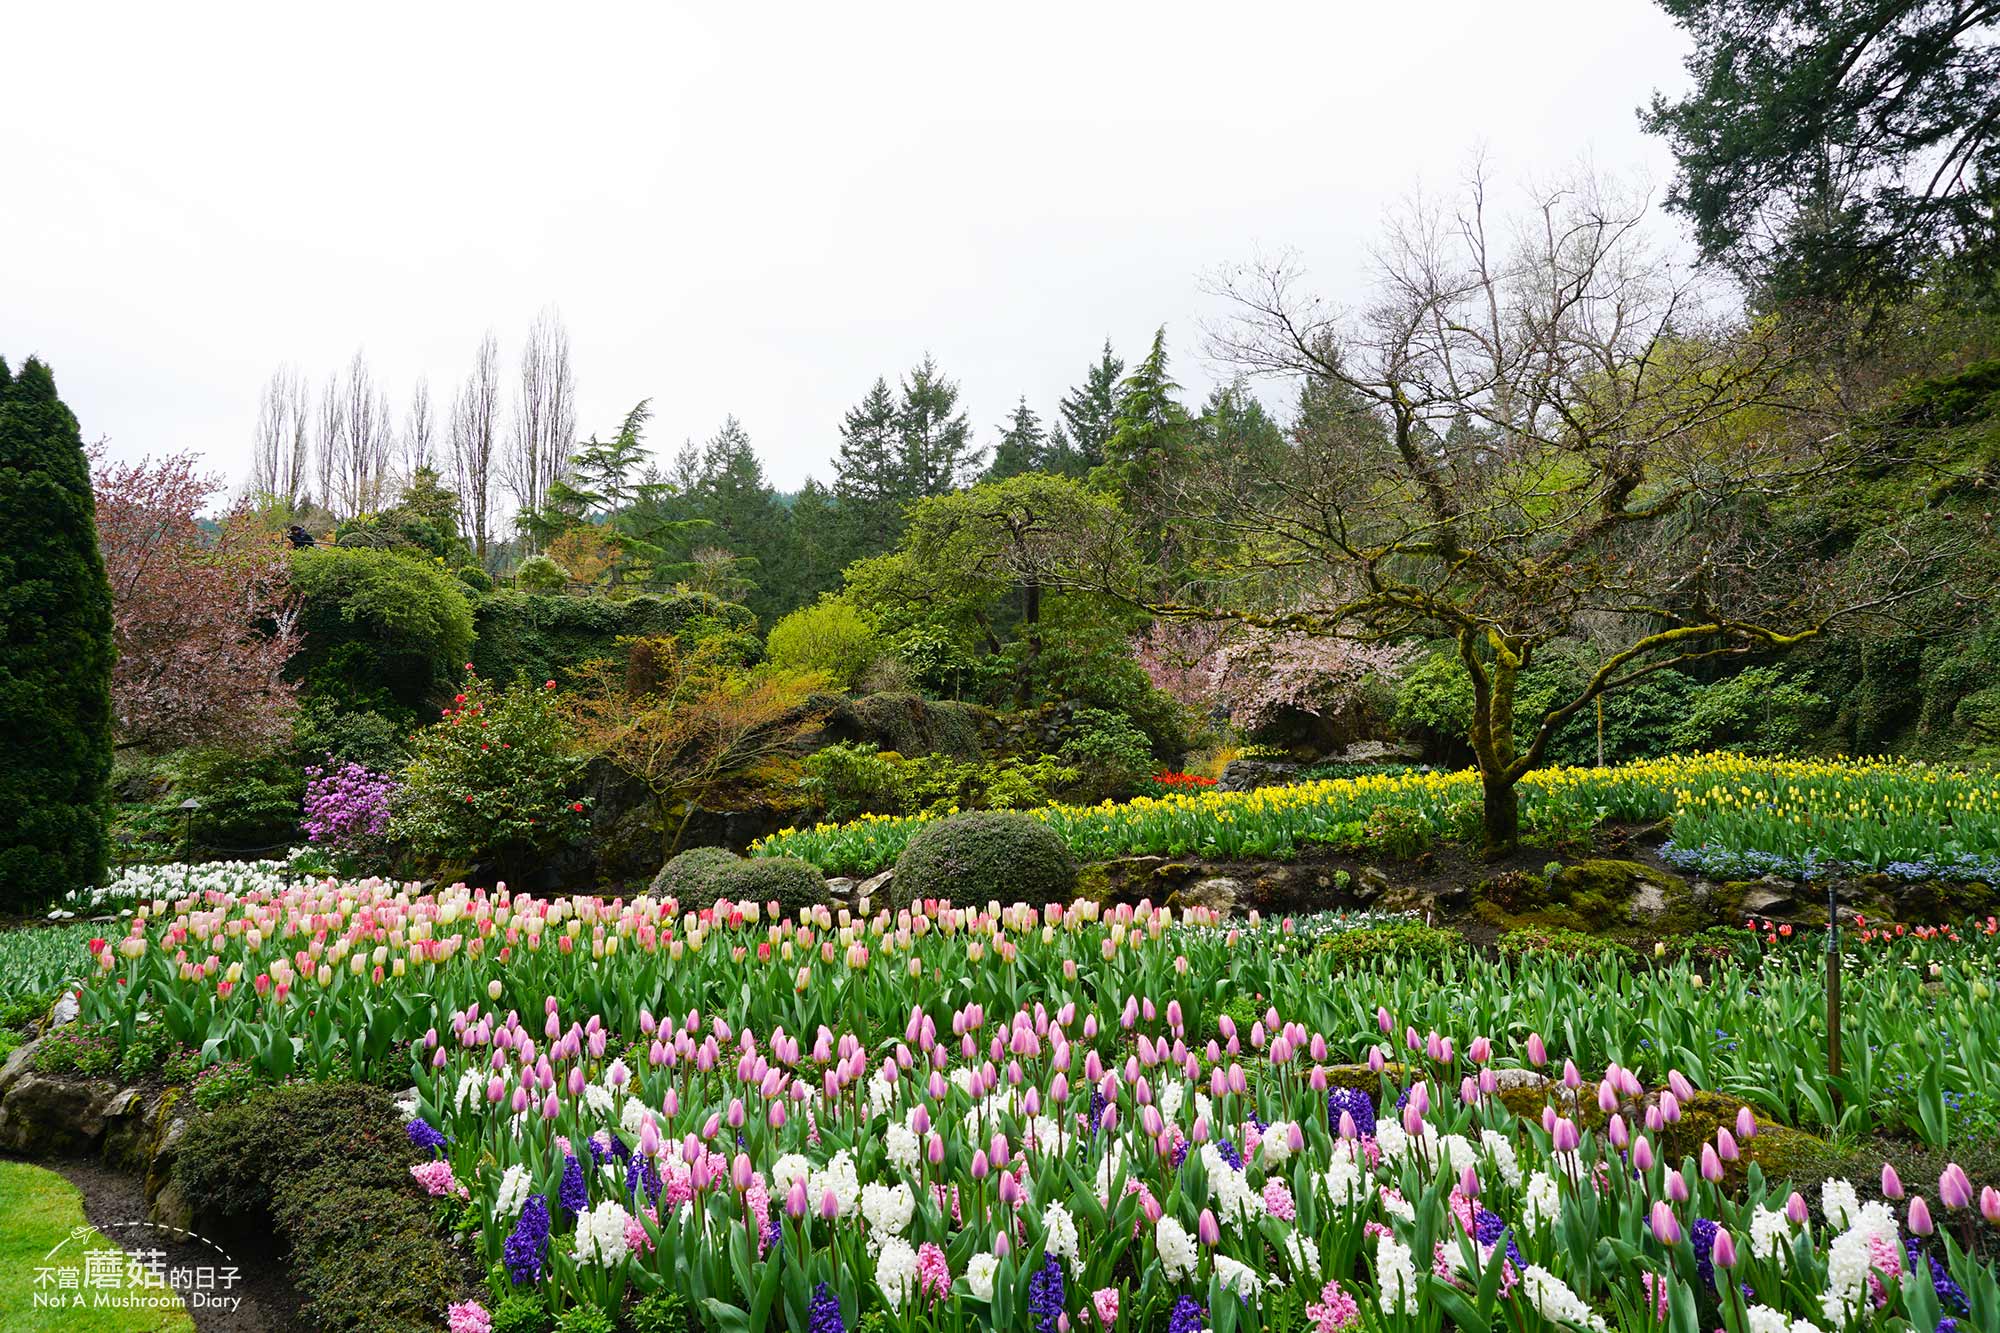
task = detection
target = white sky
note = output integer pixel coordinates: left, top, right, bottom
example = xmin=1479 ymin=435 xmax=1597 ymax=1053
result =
xmin=4 ymin=1 xmax=1691 ymax=495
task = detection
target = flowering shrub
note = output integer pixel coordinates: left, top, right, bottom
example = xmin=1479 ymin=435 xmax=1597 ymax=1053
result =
xmin=1135 ymin=621 xmax=1406 ymax=738
xmin=301 ymin=760 xmax=398 ymax=858
xmin=391 ymin=665 xmax=590 ymax=874
xmin=1149 ymin=771 xmax=1218 ymax=792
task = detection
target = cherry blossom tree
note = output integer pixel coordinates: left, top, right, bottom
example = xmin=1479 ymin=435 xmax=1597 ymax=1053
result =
xmin=92 ymin=449 xmax=300 ymax=752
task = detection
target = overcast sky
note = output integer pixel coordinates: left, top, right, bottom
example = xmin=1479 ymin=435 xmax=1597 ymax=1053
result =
xmin=4 ymin=1 xmax=1691 ymax=496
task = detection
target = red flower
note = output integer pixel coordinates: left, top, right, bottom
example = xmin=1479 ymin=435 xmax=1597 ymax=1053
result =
xmin=571 ymin=802 xmax=585 ymax=813
xmin=543 ymin=679 xmax=556 ymax=690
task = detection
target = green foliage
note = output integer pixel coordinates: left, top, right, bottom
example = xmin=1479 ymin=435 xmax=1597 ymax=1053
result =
xmin=1497 ymin=926 xmax=1642 ymax=968
xmin=1363 ymin=803 xmax=1433 ymax=860
xmin=1671 ymin=667 xmax=1830 ymax=754
xmin=169 ymin=747 xmax=303 ymax=852
xmin=823 ymin=692 xmax=985 ymax=760
xmin=293 ymin=698 xmax=411 ymax=773
xmin=1318 ymin=922 xmax=1463 ymax=969
xmin=289 ymin=545 xmax=476 ymax=715
xmin=625 ymin=1290 xmax=694 ymax=1333
xmin=470 ymin=591 xmax=755 ymax=688
xmin=489 ymin=1295 xmax=552 ymax=1333
xmin=391 ymin=667 xmax=589 ymax=875
xmin=1058 ymin=707 xmax=1154 ymax=799
xmin=33 ymin=1023 xmax=120 ymax=1076
xmin=1643 ymin=0 xmax=2000 ymax=304
xmin=515 ymin=553 xmax=570 ymax=591
xmin=796 ymin=742 xmax=1082 ymax=821
xmin=893 ymin=810 xmax=1078 ymax=906
xmin=0 ymin=355 xmax=115 ymax=911
xmin=767 ymin=597 xmax=881 ymax=689
xmin=174 ymin=1082 xmax=466 ymax=1333
xmin=553 ymin=1307 xmax=616 ymax=1333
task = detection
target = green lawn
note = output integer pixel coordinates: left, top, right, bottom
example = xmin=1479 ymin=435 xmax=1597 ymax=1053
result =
xmin=0 ymin=1161 xmax=194 ymax=1333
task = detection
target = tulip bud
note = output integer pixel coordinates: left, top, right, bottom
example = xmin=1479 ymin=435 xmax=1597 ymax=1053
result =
xmin=1909 ymin=1196 xmax=1935 ymax=1236
xmin=1881 ymin=1164 xmax=1904 ymax=1200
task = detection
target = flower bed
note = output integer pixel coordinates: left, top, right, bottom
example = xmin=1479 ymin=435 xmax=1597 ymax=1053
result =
xmin=406 ymin=989 xmax=1999 ymax=1332
xmin=749 ymin=755 xmax=2000 ymax=882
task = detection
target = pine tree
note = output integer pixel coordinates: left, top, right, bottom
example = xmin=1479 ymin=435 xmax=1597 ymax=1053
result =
xmin=0 ymin=356 xmax=115 ymax=909
xmin=1054 ymin=339 xmax=1123 ymax=474
xmin=898 ymin=355 xmax=980 ymax=496
xmin=984 ymin=397 xmax=1047 ymax=481
xmin=833 ymin=377 xmax=904 ymax=510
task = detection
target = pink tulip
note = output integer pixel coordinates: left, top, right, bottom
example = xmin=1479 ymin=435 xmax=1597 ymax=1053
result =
xmin=1909 ymin=1196 xmax=1935 ymax=1236
xmin=1978 ymin=1186 xmax=2000 ymax=1224
xmin=1650 ymin=1200 xmax=1681 ymax=1245
xmin=1941 ymin=1163 xmax=1973 ymax=1210
xmin=1785 ymin=1192 xmax=1809 ymax=1225
xmin=1198 ymin=1209 xmax=1220 ymax=1246
xmin=1667 ymin=1170 xmax=1689 ymax=1203
xmin=1712 ymin=1227 xmax=1737 ymax=1269
xmin=1881 ymin=1164 xmax=1904 ymax=1200
xmin=1526 ymin=1033 xmax=1547 ymax=1066
xmin=1735 ymin=1106 xmax=1757 ymax=1140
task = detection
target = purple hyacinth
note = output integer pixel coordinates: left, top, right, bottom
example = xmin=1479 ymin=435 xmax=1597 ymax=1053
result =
xmin=1213 ymin=1137 xmax=1243 ymax=1171
xmin=503 ymin=1194 xmax=550 ymax=1284
xmin=1028 ymin=1256 xmax=1065 ymax=1333
xmin=626 ymin=1152 xmax=661 ymax=1205
xmin=1167 ymin=1295 xmax=1206 ymax=1333
xmin=1326 ymin=1085 xmax=1377 ymax=1139
xmin=808 ymin=1283 xmax=844 ymax=1333
xmin=406 ymin=1117 xmax=448 ymax=1156
xmin=1692 ymin=1217 xmax=1719 ymax=1290
xmin=1473 ymin=1207 xmax=1525 ymax=1268
xmin=1907 ymin=1238 xmax=1969 ymax=1316
xmin=558 ymin=1153 xmax=588 ymax=1216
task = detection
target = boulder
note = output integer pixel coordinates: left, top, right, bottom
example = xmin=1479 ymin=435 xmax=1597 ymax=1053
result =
xmin=1171 ymin=877 xmax=1242 ymax=915
xmin=1550 ymin=859 xmax=1694 ymax=926
xmin=1354 ymin=867 xmax=1391 ymax=901
xmin=1217 ymin=759 xmax=1303 ymax=794
xmin=0 ymin=1072 xmax=120 ymax=1155
xmin=1336 ymin=741 xmax=1423 ymax=764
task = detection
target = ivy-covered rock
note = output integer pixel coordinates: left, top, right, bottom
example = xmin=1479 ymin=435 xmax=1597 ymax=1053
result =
xmin=893 ymin=811 xmax=1077 ymax=907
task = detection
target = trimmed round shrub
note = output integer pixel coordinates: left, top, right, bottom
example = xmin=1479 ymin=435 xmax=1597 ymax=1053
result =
xmin=893 ymin=810 xmax=1077 ymax=907
xmin=651 ymin=845 xmax=740 ymax=899
xmin=515 ymin=553 xmax=569 ymax=591
xmin=727 ymin=855 xmax=829 ymax=916
xmin=288 ymin=545 xmax=475 ymax=714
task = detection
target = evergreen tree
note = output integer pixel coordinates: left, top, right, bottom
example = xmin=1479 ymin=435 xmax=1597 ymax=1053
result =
xmin=0 ymin=356 xmax=115 ymax=909
xmin=984 ymin=397 xmax=1047 ymax=481
xmin=898 ymin=354 xmax=981 ymax=496
xmin=1054 ymin=339 xmax=1123 ymax=475
xmin=833 ymin=376 xmax=906 ymax=557
xmin=782 ymin=478 xmax=847 ymax=609
xmin=1102 ymin=327 xmax=1196 ymax=565
xmin=690 ymin=416 xmax=792 ymax=620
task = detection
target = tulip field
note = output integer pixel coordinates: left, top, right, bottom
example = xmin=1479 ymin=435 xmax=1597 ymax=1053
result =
xmin=28 ymin=865 xmax=2000 ymax=1332
xmin=749 ymin=754 xmax=2000 ymax=882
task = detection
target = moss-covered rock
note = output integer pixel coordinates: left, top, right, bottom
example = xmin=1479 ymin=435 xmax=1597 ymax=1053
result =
xmin=893 ymin=811 xmax=1077 ymax=907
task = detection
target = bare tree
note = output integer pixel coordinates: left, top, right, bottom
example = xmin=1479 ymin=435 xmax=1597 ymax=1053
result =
xmin=403 ymin=376 xmax=437 ymax=477
xmin=313 ymin=371 xmax=344 ymax=515
xmin=251 ymin=365 xmax=310 ymax=506
xmin=504 ymin=307 xmax=577 ymax=547
xmin=332 ymin=349 xmax=394 ymax=515
xmin=451 ymin=331 xmax=503 ymax=564
xmin=1087 ymin=162 xmax=1955 ymax=853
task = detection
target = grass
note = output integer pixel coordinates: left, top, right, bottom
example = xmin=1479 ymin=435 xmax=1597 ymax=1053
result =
xmin=0 ymin=1161 xmax=195 ymax=1332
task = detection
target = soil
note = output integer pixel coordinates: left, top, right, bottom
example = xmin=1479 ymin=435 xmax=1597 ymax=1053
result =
xmin=22 ymin=1155 xmax=310 ymax=1333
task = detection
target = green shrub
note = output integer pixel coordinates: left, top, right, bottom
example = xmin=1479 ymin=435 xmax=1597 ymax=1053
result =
xmin=1497 ymin=925 xmax=1641 ymax=968
xmin=650 ymin=847 xmax=827 ymax=914
xmin=489 ymin=1295 xmax=552 ymax=1333
xmin=391 ymin=666 xmax=589 ymax=876
xmin=33 ymin=1023 xmax=119 ymax=1076
xmin=1678 ymin=924 xmax=1760 ymax=966
xmin=724 ymin=855 xmax=829 ymax=916
xmin=470 ymin=591 xmax=756 ymax=689
xmin=455 ymin=565 xmax=495 ymax=595
xmin=1060 ymin=708 xmax=1156 ymax=800
xmin=798 ymin=742 xmax=909 ymax=820
xmin=651 ymin=845 xmax=740 ymax=898
xmin=174 ymin=1082 xmax=466 ymax=1333
xmin=625 ymin=1291 xmax=694 ymax=1333
xmin=1319 ymin=922 xmax=1463 ymax=969
xmin=289 ymin=545 xmax=476 ymax=714
xmin=170 ymin=747 xmax=304 ymax=853
xmin=893 ymin=810 xmax=1078 ymax=907
xmin=515 ymin=553 xmax=570 ymax=591
xmin=1363 ymin=803 xmax=1433 ymax=859
xmin=553 ymin=1308 xmax=616 ymax=1333
xmin=767 ymin=598 xmax=881 ymax=689
xmin=822 ymin=692 xmax=985 ymax=761
xmin=0 ymin=356 xmax=115 ymax=911
xmin=293 ymin=699 xmax=411 ymax=773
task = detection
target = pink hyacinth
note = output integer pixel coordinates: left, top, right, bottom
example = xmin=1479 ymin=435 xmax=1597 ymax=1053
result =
xmin=409 ymin=1159 xmax=465 ymax=1198
xmin=1305 ymin=1279 xmax=1360 ymax=1332
xmin=447 ymin=1300 xmax=492 ymax=1333
xmin=1262 ymin=1178 xmax=1296 ymax=1221
xmin=915 ymin=1242 xmax=951 ymax=1303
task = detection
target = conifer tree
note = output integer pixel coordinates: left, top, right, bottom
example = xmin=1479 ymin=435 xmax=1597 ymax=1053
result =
xmin=0 ymin=356 xmax=115 ymax=909
xmin=984 ymin=397 xmax=1047 ymax=481
xmin=1053 ymin=339 xmax=1123 ymax=475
